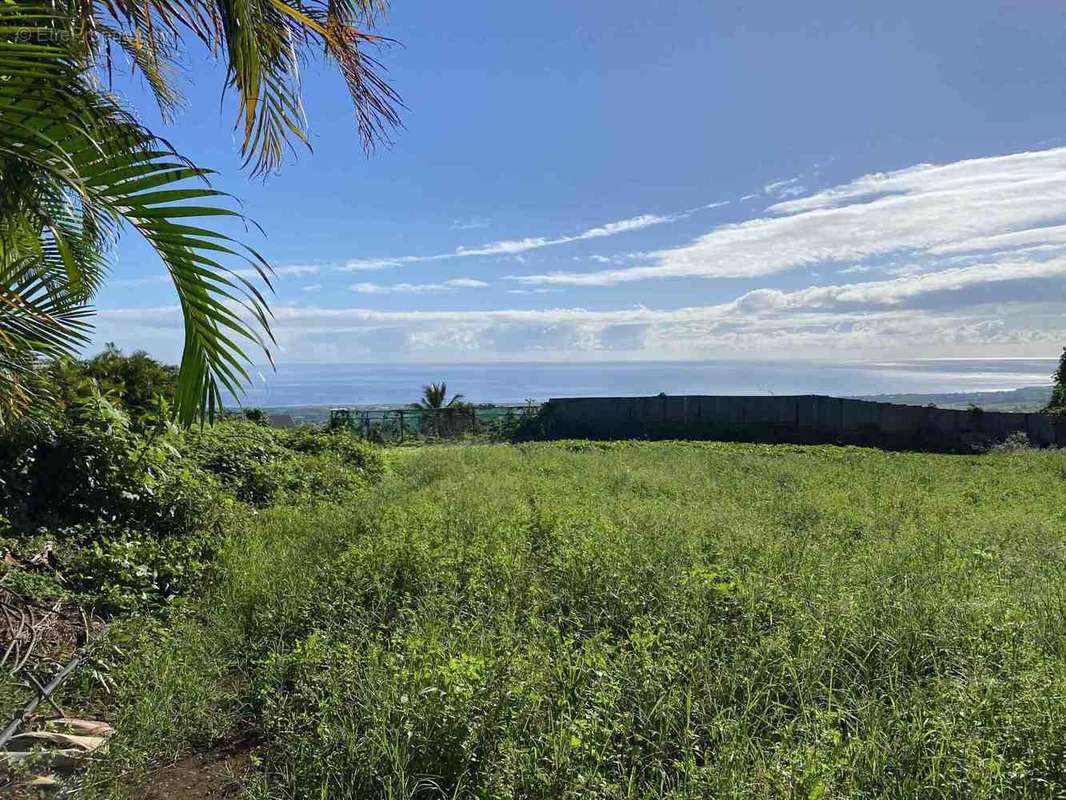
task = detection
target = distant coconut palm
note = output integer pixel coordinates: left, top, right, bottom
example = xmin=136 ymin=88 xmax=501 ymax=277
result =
xmin=415 ymin=382 xmax=465 ymax=410
xmin=414 ymin=382 xmax=471 ymax=437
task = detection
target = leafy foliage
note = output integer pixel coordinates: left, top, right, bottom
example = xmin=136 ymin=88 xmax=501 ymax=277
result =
xmin=415 ymin=381 xmax=466 ymax=410
xmin=45 ymin=344 xmax=179 ymax=422
xmin=0 ymin=395 xmax=383 ymax=612
xmin=184 ymin=420 xmax=383 ymax=506
xmin=0 ymin=391 xmax=214 ymax=537
xmin=1047 ymin=347 xmax=1066 ymax=416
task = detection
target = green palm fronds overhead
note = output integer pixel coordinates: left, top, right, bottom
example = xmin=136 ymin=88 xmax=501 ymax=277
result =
xmin=0 ymin=0 xmax=401 ymax=425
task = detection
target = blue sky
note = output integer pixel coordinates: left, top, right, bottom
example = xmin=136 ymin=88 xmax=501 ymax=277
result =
xmin=96 ymin=0 xmax=1066 ymax=364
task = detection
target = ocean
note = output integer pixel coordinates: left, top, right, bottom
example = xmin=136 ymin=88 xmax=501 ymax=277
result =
xmin=226 ymin=358 xmax=1058 ymax=408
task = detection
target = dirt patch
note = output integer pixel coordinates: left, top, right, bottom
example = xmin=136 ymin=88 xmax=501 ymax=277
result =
xmin=136 ymin=742 xmax=254 ymax=800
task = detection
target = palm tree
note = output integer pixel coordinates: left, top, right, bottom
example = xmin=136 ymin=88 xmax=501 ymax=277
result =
xmin=413 ymin=382 xmax=470 ymax=437
xmin=415 ymin=382 xmax=465 ymax=410
xmin=0 ymin=1 xmax=401 ymax=425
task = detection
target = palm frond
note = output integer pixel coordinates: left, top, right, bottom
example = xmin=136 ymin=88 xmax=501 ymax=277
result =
xmin=0 ymin=7 xmax=274 ymax=424
xmin=93 ymin=0 xmax=402 ymax=174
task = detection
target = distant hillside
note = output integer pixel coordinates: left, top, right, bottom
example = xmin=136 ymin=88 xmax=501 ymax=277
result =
xmin=854 ymin=385 xmax=1052 ymax=413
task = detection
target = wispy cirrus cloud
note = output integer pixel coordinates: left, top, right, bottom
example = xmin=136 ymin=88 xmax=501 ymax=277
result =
xmin=764 ymin=176 xmax=806 ymax=199
xmin=350 ymin=278 xmax=490 ymax=294
xmin=233 ymin=264 xmax=321 ymax=281
xmin=341 ymin=203 xmax=728 ymax=271
xmin=510 ymin=147 xmax=1066 ymax=286
xmin=451 ymin=217 xmax=490 ymax=231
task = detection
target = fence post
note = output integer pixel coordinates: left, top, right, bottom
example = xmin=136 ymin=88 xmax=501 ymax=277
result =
xmin=399 ymin=409 xmax=405 ymax=443
xmin=471 ymin=407 xmax=477 ymax=436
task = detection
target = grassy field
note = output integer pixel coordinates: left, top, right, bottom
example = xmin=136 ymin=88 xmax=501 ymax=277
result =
xmin=86 ymin=441 xmax=1066 ymax=799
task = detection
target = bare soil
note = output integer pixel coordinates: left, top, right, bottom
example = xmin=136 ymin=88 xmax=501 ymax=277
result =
xmin=136 ymin=741 xmax=253 ymax=800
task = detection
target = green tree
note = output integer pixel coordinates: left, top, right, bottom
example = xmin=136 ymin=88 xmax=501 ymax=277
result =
xmin=1047 ymin=347 xmax=1066 ymax=416
xmin=1 ymin=1 xmax=400 ymax=425
xmin=415 ymin=382 xmax=466 ymax=411
xmin=46 ymin=344 xmax=178 ymax=419
xmin=414 ymin=381 xmax=472 ymax=438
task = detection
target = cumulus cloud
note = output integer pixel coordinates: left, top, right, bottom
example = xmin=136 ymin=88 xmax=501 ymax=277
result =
xmin=99 ymin=252 xmax=1066 ymax=361
xmin=511 ymin=147 xmax=1066 ymax=286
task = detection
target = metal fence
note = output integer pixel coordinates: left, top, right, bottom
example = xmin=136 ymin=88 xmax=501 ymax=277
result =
xmin=328 ymin=403 xmax=541 ymax=442
xmin=539 ymin=394 xmax=1060 ymax=451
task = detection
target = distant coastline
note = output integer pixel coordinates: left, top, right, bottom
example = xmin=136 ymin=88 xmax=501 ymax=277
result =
xmin=853 ymin=385 xmax=1052 ymax=413
xmin=224 ymin=358 xmax=1058 ymax=414
xmin=242 ymin=384 xmax=1053 ymax=426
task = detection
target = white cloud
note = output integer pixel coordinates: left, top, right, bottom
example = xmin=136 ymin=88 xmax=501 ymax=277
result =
xmin=451 ymin=217 xmax=490 ymax=230
xmin=302 ymin=284 xmax=322 ymax=292
xmin=350 ymin=277 xmax=490 ymax=294
xmin=99 ymin=253 xmax=1066 ymax=361
xmin=111 ymin=273 xmax=169 ymax=288
xmin=94 ymin=149 xmax=1066 ymax=364
xmin=344 ymin=257 xmax=406 ymax=271
xmin=764 ymin=177 xmax=806 ymax=199
xmin=512 ymin=147 xmax=1066 ymax=286
xmin=338 ymin=204 xmax=723 ymax=272
xmin=728 ymin=256 xmax=1066 ymax=313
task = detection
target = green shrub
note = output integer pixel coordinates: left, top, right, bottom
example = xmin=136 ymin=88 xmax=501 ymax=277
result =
xmin=67 ymin=524 xmax=221 ymax=613
xmin=182 ymin=421 xmax=287 ymax=481
xmin=277 ymin=427 xmax=385 ymax=481
xmin=182 ymin=422 xmax=384 ymax=507
xmin=45 ymin=345 xmax=179 ymax=424
xmin=268 ymin=453 xmax=373 ymax=505
xmin=0 ymin=394 xmax=219 ymax=538
xmin=1047 ymin=347 xmax=1066 ymax=416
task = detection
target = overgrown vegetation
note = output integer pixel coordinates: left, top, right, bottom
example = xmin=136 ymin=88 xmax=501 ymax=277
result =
xmin=80 ymin=440 xmax=1066 ymax=798
xmin=0 ymin=353 xmax=385 ymax=767
xmin=0 ymin=404 xmax=383 ymax=614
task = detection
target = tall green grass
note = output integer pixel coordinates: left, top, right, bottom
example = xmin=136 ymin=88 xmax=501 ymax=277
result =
xmin=88 ymin=441 xmax=1066 ymax=798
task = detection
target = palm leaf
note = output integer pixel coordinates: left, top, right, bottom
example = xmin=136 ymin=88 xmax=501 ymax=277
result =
xmin=0 ymin=7 xmax=274 ymax=424
xmin=91 ymin=0 xmax=402 ymax=174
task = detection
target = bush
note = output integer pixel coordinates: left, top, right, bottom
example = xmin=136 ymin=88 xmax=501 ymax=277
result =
xmin=0 ymin=411 xmax=384 ymax=613
xmin=0 ymin=394 xmax=219 ymax=538
xmin=184 ymin=421 xmax=385 ymax=506
xmin=45 ymin=345 xmax=179 ymax=424
xmin=182 ymin=421 xmax=287 ymax=482
xmin=277 ymin=427 xmax=385 ymax=481
xmin=67 ymin=524 xmax=221 ymax=613
xmin=1047 ymin=347 xmax=1066 ymax=416
xmin=0 ymin=394 xmax=229 ymax=611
